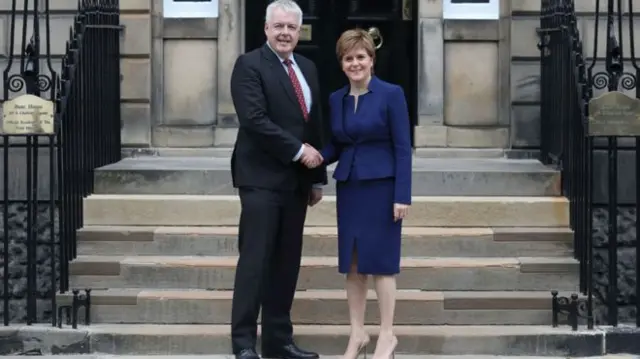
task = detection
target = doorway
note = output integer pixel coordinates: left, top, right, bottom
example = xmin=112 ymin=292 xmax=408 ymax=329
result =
xmin=244 ymin=0 xmax=418 ymax=143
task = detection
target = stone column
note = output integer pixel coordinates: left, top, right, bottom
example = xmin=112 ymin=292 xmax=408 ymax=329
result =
xmin=120 ymin=0 xmax=153 ymax=147
xmin=415 ymin=0 xmax=447 ymax=147
xmin=150 ymin=0 xmax=165 ymax=147
xmin=151 ymin=0 xmax=220 ymax=147
xmin=441 ymin=1 xmax=510 ymax=148
xmin=214 ymin=0 xmax=243 ymax=146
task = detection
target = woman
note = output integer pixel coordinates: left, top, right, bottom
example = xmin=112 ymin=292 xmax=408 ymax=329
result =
xmin=318 ymin=28 xmax=412 ymax=359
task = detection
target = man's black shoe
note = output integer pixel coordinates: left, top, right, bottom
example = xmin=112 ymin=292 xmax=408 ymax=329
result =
xmin=235 ymin=348 xmax=260 ymax=359
xmin=262 ymin=343 xmax=320 ymax=359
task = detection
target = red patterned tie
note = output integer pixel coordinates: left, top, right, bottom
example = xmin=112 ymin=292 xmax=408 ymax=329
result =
xmin=283 ymin=59 xmax=309 ymax=121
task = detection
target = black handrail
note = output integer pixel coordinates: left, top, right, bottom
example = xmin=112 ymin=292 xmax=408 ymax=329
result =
xmin=542 ymin=0 xmax=640 ymax=329
xmin=538 ymin=0 xmax=594 ymax=330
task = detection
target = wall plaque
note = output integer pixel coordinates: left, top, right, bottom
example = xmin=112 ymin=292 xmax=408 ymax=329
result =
xmin=1 ymin=94 xmax=55 ymax=135
xmin=588 ymin=91 xmax=640 ymax=137
xmin=300 ymin=24 xmax=312 ymax=41
xmin=443 ymin=0 xmax=500 ymax=20
xmin=163 ymin=0 xmax=218 ymax=18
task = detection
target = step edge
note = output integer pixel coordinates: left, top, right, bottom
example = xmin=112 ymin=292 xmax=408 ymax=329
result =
xmin=84 ymin=194 xmax=570 ymax=203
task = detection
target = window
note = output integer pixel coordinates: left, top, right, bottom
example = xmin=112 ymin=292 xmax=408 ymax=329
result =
xmin=163 ymin=0 xmax=219 ymax=18
xmin=443 ymin=0 xmax=499 ymax=20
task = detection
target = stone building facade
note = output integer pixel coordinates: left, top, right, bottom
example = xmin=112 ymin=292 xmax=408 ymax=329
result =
xmin=0 ymin=0 xmax=638 ymax=324
xmin=0 ymin=0 xmax=633 ymax=150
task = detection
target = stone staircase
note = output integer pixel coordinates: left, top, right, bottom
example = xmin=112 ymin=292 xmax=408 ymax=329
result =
xmin=55 ymin=155 xmax=592 ymax=356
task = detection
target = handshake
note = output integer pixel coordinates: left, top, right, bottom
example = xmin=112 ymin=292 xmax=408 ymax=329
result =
xmin=300 ymin=143 xmax=324 ymax=169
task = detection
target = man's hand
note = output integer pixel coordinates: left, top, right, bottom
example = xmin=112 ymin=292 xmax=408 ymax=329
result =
xmin=300 ymin=144 xmax=323 ymax=168
xmin=393 ymin=203 xmax=410 ymax=222
xmin=309 ymin=188 xmax=323 ymax=207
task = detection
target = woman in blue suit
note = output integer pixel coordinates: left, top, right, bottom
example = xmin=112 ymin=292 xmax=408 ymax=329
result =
xmin=304 ymin=29 xmax=412 ymax=359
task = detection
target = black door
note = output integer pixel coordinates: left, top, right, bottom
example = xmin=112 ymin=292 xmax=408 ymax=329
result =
xmin=245 ymin=0 xmax=418 ymax=143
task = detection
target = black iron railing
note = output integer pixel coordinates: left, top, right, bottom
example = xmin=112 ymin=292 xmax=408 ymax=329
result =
xmin=1 ymin=0 xmax=122 ymax=327
xmin=540 ymin=0 xmax=640 ymax=329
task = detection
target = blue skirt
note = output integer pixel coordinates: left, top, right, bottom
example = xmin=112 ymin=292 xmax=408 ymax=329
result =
xmin=336 ymin=178 xmax=402 ymax=275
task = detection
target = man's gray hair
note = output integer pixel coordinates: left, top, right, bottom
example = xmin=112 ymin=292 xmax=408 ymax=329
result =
xmin=265 ymin=0 xmax=303 ymax=26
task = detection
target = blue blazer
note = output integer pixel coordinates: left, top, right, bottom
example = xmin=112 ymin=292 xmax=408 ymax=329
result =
xmin=321 ymin=76 xmax=412 ymax=205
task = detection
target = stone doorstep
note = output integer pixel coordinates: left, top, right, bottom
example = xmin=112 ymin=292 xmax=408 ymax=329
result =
xmin=77 ymin=225 xmax=574 ymax=242
xmin=54 ymin=289 xmax=579 ymax=326
xmin=121 ymin=147 xmax=509 ymax=158
xmin=0 ymin=324 xmax=611 ymax=356
xmin=68 ymin=255 xmax=579 ymax=276
xmin=93 ymin=157 xmax=561 ymax=196
xmin=82 ymin=194 xmax=571 ymax=227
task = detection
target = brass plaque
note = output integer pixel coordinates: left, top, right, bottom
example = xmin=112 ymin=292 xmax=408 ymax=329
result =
xmin=300 ymin=24 xmax=312 ymax=41
xmin=588 ymin=91 xmax=640 ymax=136
xmin=1 ymin=94 xmax=55 ymax=135
xmin=402 ymin=0 xmax=412 ymax=20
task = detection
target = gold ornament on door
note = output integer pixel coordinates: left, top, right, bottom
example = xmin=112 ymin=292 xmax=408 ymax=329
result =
xmin=367 ymin=27 xmax=383 ymax=50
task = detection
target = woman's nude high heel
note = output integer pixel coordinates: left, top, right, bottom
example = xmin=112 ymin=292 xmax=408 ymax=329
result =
xmin=344 ymin=334 xmax=370 ymax=359
xmin=372 ymin=335 xmax=397 ymax=359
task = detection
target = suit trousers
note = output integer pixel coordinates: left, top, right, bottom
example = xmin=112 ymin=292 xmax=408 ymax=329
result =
xmin=230 ymin=186 xmax=309 ymax=353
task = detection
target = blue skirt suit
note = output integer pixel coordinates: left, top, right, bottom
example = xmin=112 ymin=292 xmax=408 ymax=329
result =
xmin=321 ymin=76 xmax=412 ymax=275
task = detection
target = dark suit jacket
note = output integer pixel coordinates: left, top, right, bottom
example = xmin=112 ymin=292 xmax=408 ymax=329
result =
xmin=320 ymin=76 xmax=412 ymax=205
xmin=230 ymin=44 xmax=328 ymax=191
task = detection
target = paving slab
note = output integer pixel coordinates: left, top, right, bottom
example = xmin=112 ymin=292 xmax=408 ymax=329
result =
xmin=3 ymin=356 xmax=639 ymax=359
xmin=0 ymin=324 xmax=609 ymax=356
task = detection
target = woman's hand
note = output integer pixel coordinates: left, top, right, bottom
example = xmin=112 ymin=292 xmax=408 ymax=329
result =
xmin=393 ymin=203 xmax=410 ymax=222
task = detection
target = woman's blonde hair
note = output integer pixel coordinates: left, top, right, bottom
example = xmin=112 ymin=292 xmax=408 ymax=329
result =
xmin=335 ymin=28 xmax=376 ymax=64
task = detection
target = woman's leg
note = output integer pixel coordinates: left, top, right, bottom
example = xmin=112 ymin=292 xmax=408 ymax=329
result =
xmin=343 ymin=250 xmax=369 ymax=359
xmin=372 ymin=275 xmax=397 ymax=359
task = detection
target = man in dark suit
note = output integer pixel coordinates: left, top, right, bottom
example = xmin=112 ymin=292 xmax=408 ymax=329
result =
xmin=228 ymin=1 xmax=327 ymax=358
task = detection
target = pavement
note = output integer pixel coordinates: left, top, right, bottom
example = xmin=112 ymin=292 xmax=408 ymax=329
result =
xmin=2 ymin=356 xmax=638 ymax=359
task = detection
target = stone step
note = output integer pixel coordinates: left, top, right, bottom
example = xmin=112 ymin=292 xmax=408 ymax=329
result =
xmin=57 ymin=289 xmax=575 ymax=326
xmin=3 ymin=356 xmax=630 ymax=359
xmin=77 ymin=225 xmax=573 ymax=257
xmin=82 ymin=195 xmax=570 ymax=227
xmin=5 ymin=324 xmax=603 ymax=355
xmin=122 ymin=147 xmax=509 ymax=159
xmin=94 ymin=157 xmax=560 ymax=196
xmin=68 ymin=256 xmax=579 ymax=291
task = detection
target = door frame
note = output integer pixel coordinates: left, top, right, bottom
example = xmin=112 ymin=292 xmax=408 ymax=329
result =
xmin=243 ymin=0 xmax=419 ymax=144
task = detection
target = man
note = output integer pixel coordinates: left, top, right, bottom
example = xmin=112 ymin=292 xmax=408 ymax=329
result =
xmin=228 ymin=1 xmax=327 ymax=358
